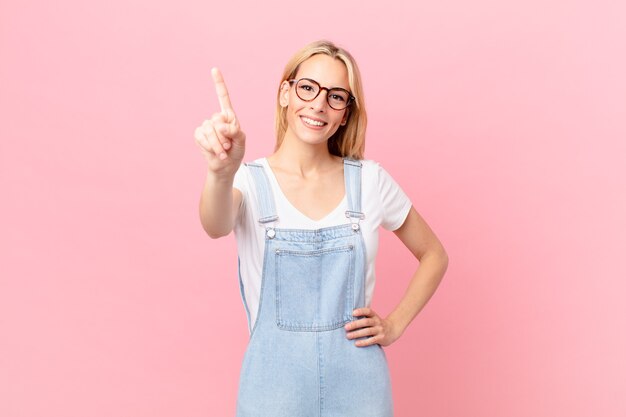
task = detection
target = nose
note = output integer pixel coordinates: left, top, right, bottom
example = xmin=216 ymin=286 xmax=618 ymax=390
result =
xmin=309 ymin=89 xmax=329 ymax=111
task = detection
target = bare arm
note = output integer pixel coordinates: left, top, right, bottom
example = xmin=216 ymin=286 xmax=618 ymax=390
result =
xmin=385 ymin=206 xmax=449 ymax=334
xmin=199 ymin=176 xmax=242 ymax=238
xmin=194 ymin=68 xmax=246 ymax=238
xmin=345 ymin=206 xmax=449 ymax=346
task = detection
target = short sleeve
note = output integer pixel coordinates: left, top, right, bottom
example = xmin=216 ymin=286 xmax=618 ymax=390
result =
xmin=232 ymin=163 xmax=248 ymax=225
xmin=377 ymin=163 xmax=412 ymax=231
xmin=233 ymin=163 xmax=247 ymax=194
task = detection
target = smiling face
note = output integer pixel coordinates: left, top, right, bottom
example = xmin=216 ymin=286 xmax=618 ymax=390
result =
xmin=279 ymin=54 xmax=351 ymax=148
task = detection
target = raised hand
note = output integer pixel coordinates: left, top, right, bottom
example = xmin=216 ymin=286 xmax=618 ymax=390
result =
xmin=194 ymin=68 xmax=246 ymax=174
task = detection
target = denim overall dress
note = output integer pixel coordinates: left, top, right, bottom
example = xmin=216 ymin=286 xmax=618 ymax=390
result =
xmin=235 ymin=158 xmax=393 ymax=417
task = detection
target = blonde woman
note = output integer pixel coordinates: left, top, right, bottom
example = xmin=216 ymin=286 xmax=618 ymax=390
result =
xmin=195 ymin=40 xmax=448 ymax=417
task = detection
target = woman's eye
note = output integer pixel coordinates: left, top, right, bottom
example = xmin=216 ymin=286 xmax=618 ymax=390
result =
xmin=300 ymin=85 xmax=314 ymax=91
xmin=330 ymin=94 xmax=346 ymax=102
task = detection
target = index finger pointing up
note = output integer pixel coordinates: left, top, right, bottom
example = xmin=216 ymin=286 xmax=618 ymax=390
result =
xmin=211 ymin=67 xmax=234 ymax=117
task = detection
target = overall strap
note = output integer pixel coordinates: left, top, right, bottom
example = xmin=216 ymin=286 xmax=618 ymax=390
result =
xmin=245 ymin=162 xmax=279 ymax=224
xmin=343 ymin=158 xmax=365 ymax=228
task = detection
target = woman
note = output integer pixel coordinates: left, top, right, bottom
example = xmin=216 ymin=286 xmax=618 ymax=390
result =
xmin=195 ymin=40 xmax=448 ymax=417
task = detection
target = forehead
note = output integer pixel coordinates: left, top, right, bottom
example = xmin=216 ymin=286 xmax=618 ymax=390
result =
xmin=294 ymin=54 xmax=349 ymax=89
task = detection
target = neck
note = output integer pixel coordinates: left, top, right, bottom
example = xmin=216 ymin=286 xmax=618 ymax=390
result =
xmin=270 ymin=132 xmax=339 ymax=177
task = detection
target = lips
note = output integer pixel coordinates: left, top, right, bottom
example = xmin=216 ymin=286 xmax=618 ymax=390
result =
xmin=300 ymin=116 xmax=327 ymax=127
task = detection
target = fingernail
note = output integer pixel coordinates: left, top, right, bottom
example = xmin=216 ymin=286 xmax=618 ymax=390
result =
xmin=220 ymin=152 xmax=227 ymax=160
xmin=223 ymin=142 xmax=231 ymax=149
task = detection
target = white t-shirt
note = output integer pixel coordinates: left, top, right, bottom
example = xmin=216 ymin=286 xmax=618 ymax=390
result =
xmin=233 ymin=157 xmax=412 ymax=334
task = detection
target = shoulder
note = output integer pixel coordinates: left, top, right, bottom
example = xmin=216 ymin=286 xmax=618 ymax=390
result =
xmin=249 ymin=156 xmax=267 ymax=164
xmin=358 ymin=159 xmax=413 ymax=230
xmin=348 ymin=158 xmax=385 ymax=169
xmin=343 ymin=158 xmax=381 ymax=170
xmin=235 ymin=157 xmax=267 ymax=183
xmin=358 ymin=159 xmax=382 ymax=169
xmin=357 ymin=158 xmax=410 ymax=201
xmin=359 ymin=159 xmax=401 ymax=181
xmin=344 ymin=159 xmax=387 ymax=197
xmin=352 ymin=158 xmax=386 ymax=181
xmin=241 ymin=156 xmax=266 ymax=169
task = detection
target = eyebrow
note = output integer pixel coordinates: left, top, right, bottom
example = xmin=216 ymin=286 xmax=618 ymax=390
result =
xmin=301 ymin=77 xmax=350 ymax=91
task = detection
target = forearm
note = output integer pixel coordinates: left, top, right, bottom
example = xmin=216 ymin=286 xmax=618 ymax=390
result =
xmin=199 ymin=169 xmax=237 ymax=238
xmin=386 ymin=250 xmax=449 ymax=335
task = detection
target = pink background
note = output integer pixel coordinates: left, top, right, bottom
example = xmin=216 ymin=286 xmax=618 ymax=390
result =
xmin=1 ymin=0 xmax=625 ymax=416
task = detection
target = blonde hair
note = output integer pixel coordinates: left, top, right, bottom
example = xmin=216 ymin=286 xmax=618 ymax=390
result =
xmin=274 ymin=40 xmax=367 ymax=159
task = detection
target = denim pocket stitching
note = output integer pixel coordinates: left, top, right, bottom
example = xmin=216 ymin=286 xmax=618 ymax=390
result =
xmin=275 ymin=245 xmax=354 ymax=331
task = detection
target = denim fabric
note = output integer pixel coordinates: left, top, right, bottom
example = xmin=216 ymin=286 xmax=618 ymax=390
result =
xmin=236 ymin=159 xmax=393 ymax=417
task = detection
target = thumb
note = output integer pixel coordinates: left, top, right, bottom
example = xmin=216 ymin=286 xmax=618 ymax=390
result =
xmin=218 ymin=118 xmax=245 ymax=143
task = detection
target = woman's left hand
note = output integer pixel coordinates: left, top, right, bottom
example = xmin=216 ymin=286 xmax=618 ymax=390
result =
xmin=344 ymin=307 xmax=403 ymax=347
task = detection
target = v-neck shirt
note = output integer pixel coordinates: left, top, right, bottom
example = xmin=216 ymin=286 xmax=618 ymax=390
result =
xmin=263 ymin=158 xmax=348 ymax=225
xmin=233 ymin=157 xmax=412 ymax=333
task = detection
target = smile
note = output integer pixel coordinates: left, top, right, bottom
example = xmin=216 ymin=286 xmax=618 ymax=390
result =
xmin=300 ymin=116 xmax=327 ymax=127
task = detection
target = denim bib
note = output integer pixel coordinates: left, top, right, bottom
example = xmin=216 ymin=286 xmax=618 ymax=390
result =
xmin=235 ymin=158 xmax=393 ymax=417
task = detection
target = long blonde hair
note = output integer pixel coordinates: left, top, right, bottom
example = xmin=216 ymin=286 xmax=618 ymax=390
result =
xmin=274 ymin=40 xmax=367 ymax=159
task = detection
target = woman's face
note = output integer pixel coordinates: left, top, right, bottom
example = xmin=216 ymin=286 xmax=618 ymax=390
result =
xmin=280 ymin=54 xmax=350 ymax=148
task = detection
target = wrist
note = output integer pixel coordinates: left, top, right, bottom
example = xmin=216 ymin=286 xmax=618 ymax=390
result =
xmin=386 ymin=313 xmax=409 ymax=338
xmin=206 ymin=165 xmax=238 ymax=184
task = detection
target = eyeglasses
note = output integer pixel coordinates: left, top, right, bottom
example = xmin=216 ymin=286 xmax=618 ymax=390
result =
xmin=288 ymin=78 xmax=355 ymax=110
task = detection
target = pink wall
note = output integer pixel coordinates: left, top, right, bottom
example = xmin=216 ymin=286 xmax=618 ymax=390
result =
xmin=1 ymin=0 xmax=625 ymax=416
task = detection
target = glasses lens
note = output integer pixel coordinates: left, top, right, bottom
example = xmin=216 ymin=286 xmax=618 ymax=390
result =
xmin=296 ymin=79 xmax=319 ymax=101
xmin=328 ymin=89 xmax=351 ymax=110
xmin=293 ymin=79 xmax=352 ymax=110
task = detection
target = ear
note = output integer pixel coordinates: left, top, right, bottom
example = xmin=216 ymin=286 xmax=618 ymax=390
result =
xmin=279 ymin=81 xmax=290 ymax=108
xmin=340 ymin=109 xmax=350 ymax=126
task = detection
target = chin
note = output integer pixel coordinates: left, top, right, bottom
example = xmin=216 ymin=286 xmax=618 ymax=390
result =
xmin=286 ymin=127 xmax=335 ymax=147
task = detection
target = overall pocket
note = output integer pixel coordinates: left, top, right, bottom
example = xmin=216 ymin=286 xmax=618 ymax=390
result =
xmin=275 ymin=245 xmax=355 ymax=331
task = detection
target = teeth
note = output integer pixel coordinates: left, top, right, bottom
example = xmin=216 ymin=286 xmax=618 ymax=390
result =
xmin=302 ymin=117 xmax=325 ymax=127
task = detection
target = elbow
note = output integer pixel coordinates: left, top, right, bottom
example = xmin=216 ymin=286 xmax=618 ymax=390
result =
xmin=435 ymin=246 xmax=449 ymax=277
xmin=419 ymin=245 xmax=449 ymax=274
xmin=202 ymin=223 xmax=232 ymax=239
xmin=199 ymin=216 xmax=232 ymax=239
xmin=206 ymin=229 xmax=229 ymax=239
xmin=433 ymin=245 xmax=450 ymax=281
xmin=199 ymin=207 xmax=234 ymax=239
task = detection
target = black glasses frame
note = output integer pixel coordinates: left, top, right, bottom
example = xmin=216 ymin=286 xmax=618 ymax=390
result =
xmin=288 ymin=78 xmax=355 ymax=110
